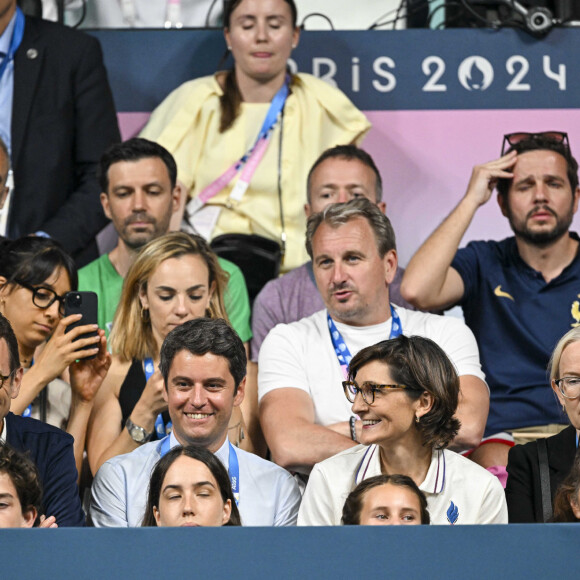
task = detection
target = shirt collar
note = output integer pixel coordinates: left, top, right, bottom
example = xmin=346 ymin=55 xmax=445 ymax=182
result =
xmin=356 ymin=445 xmax=446 ymax=494
xmin=214 ymin=438 xmax=231 ymax=469
xmin=419 ymin=449 xmax=446 ymax=494
xmin=0 ymin=10 xmax=18 ymax=55
xmin=167 ymin=432 xmax=230 ymax=467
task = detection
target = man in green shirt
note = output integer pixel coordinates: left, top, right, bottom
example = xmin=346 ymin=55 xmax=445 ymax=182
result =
xmin=78 ymin=138 xmax=251 ymax=343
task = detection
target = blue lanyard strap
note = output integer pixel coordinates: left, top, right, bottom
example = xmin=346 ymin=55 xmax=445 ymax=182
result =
xmin=144 ymin=357 xmax=172 ymax=438
xmin=0 ymin=7 xmax=25 ymax=81
xmin=228 ymin=441 xmax=240 ymax=506
xmin=236 ymin=74 xmax=290 ymax=167
xmin=258 ymin=74 xmax=290 ymax=140
xmin=22 ymin=355 xmax=34 ymax=418
xmin=159 ymin=437 xmax=240 ymax=506
xmin=327 ymin=304 xmax=402 ymax=376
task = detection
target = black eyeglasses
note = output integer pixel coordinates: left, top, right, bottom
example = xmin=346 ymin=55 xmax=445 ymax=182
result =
xmin=343 ymin=380 xmax=410 ymax=405
xmin=501 ymin=131 xmax=570 ymax=156
xmin=553 ymin=377 xmax=580 ymax=400
xmin=0 ymin=370 xmax=15 ymax=390
xmin=14 ymin=279 xmax=66 ymax=316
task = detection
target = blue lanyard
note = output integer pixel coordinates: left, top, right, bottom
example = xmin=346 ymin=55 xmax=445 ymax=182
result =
xmin=144 ymin=357 xmax=172 ymax=438
xmin=22 ymin=356 xmax=34 ymax=418
xmin=0 ymin=7 xmax=25 ymax=81
xmin=257 ymin=74 xmax=289 ymax=140
xmin=236 ymin=74 xmax=289 ymax=167
xmin=327 ymin=304 xmax=402 ymax=377
xmin=159 ymin=436 xmax=240 ymax=506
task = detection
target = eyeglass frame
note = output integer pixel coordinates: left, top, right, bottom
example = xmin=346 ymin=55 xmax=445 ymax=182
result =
xmin=342 ymin=379 xmax=411 ymax=405
xmin=552 ymin=377 xmax=580 ymax=400
xmin=501 ymin=131 xmax=570 ymax=156
xmin=12 ymin=278 xmax=67 ymax=316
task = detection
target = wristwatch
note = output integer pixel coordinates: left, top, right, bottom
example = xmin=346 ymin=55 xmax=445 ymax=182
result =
xmin=125 ymin=417 xmax=153 ymax=444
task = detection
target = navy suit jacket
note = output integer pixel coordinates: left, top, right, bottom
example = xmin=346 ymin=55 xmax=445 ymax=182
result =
xmin=5 ymin=412 xmax=85 ymax=527
xmin=8 ymin=15 xmax=120 ymax=265
xmin=505 ymin=425 xmax=577 ymax=523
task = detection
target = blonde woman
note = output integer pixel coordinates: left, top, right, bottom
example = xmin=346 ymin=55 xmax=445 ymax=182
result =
xmin=87 ymin=232 xmax=245 ymax=474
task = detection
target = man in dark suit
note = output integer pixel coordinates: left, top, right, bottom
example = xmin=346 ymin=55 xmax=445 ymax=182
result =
xmin=0 ymin=312 xmax=85 ymax=526
xmin=0 ymin=0 xmax=120 ymax=265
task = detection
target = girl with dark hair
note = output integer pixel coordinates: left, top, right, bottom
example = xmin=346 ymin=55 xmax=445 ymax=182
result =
xmin=140 ymin=0 xmax=370 ymax=273
xmin=342 ymin=474 xmax=430 ymax=526
xmin=299 ymin=335 xmax=507 ymax=525
xmin=552 ymin=448 xmax=580 ymax=522
xmin=0 ymin=237 xmax=110 ymax=475
xmin=142 ymin=445 xmax=241 ymax=527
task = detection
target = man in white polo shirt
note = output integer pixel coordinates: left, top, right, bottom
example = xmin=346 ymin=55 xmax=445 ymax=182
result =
xmin=90 ymin=318 xmax=301 ymax=527
xmin=258 ymin=198 xmax=490 ymax=475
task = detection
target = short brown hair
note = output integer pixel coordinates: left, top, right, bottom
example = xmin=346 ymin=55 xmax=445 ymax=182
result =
xmin=305 ymin=197 xmax=396 ymax=260
xmin=0 ymin=444 xmax=43 ymax=527
xmin=348 ymin=335 xmax=460 ymax=449
xmin=341 ymin=474 xmax=430 ymax=525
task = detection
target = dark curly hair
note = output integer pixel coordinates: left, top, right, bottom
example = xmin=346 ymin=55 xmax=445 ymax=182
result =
xmin=348 ymin=335 xmax=460 ymax=450
xmin=0 ymin=444 xmax=43 ymax=527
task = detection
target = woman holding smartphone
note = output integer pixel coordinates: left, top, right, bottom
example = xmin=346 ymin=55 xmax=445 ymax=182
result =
xmin=0 ymin=237 xmax=111 ymax=475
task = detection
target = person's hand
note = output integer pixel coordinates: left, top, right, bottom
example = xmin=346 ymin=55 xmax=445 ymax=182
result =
xmin=134 ymin=367 xmax=167 ymax=420
xmin=38 ymin=514 xmax=58 ymax=528
xmin=33 ymin=314 xmax=101 ymax=383
xmin=70 ymin=329 xmax=111 ymax=404
xmin=464 ymin=150 xmax=517 ymax=207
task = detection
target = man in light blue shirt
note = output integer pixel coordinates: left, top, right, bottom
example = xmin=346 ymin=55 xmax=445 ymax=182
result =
xmin=90 ymin=318 xmax=301 ymax=527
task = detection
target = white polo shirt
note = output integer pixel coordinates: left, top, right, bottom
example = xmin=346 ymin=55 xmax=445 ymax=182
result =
xmin=259 ymin=307 xmax=486 ymax=427
xmin=298 ymin=444 xmax=508 ymax=525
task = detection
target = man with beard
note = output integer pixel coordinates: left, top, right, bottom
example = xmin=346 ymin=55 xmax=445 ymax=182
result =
xmin=401 ymin=133 xmax=580 ymax=470
xmin=78 ymin=138 xmax=251 ymax=342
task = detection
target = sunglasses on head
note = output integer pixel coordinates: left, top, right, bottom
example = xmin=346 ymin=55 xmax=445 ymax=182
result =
xmin=501 ymin=131 xmax=570 ymax=156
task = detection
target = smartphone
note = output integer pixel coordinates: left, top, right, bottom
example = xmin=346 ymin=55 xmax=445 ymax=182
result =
xmin=64 ymin=291 xmax=99 ymax=359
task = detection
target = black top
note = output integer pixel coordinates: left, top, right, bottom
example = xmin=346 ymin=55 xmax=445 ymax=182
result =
xmin=118 ymin=359 xmax=169 ymax=441
xmin=505 ymin=425 xmax=577 ymax=522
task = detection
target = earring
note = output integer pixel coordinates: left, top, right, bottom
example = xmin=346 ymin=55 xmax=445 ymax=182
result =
xmin=227 ymin=45 xmax=232 ymax=51
xmin=292 ymin=44 xmax=296 ymax=49
xmin=140 ymin=306 xmax=150 ymax=322
xmin=415 ymin=415 xmax=420 ymax=424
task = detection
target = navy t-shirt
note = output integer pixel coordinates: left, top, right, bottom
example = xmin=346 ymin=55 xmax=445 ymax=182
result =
xmin=451 ymin=235 xmax=579 ymax=435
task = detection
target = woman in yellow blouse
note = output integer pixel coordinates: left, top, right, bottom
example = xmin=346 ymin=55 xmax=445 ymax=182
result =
xmin=141 ymin=0 xmax=370 ymax=273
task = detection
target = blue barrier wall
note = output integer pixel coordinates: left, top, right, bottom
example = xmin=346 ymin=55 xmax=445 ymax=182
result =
xmin=1 ymin=525 xmax=579 ymax=579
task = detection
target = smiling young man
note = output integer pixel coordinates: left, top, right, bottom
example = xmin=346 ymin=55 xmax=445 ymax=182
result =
xmin=258 ymin=198 xmax=489 ymax=476
xmin=401 ymin=133 xmax=580 ymax=470
xmin=89 ymin=317 xmax=301 ymax=527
